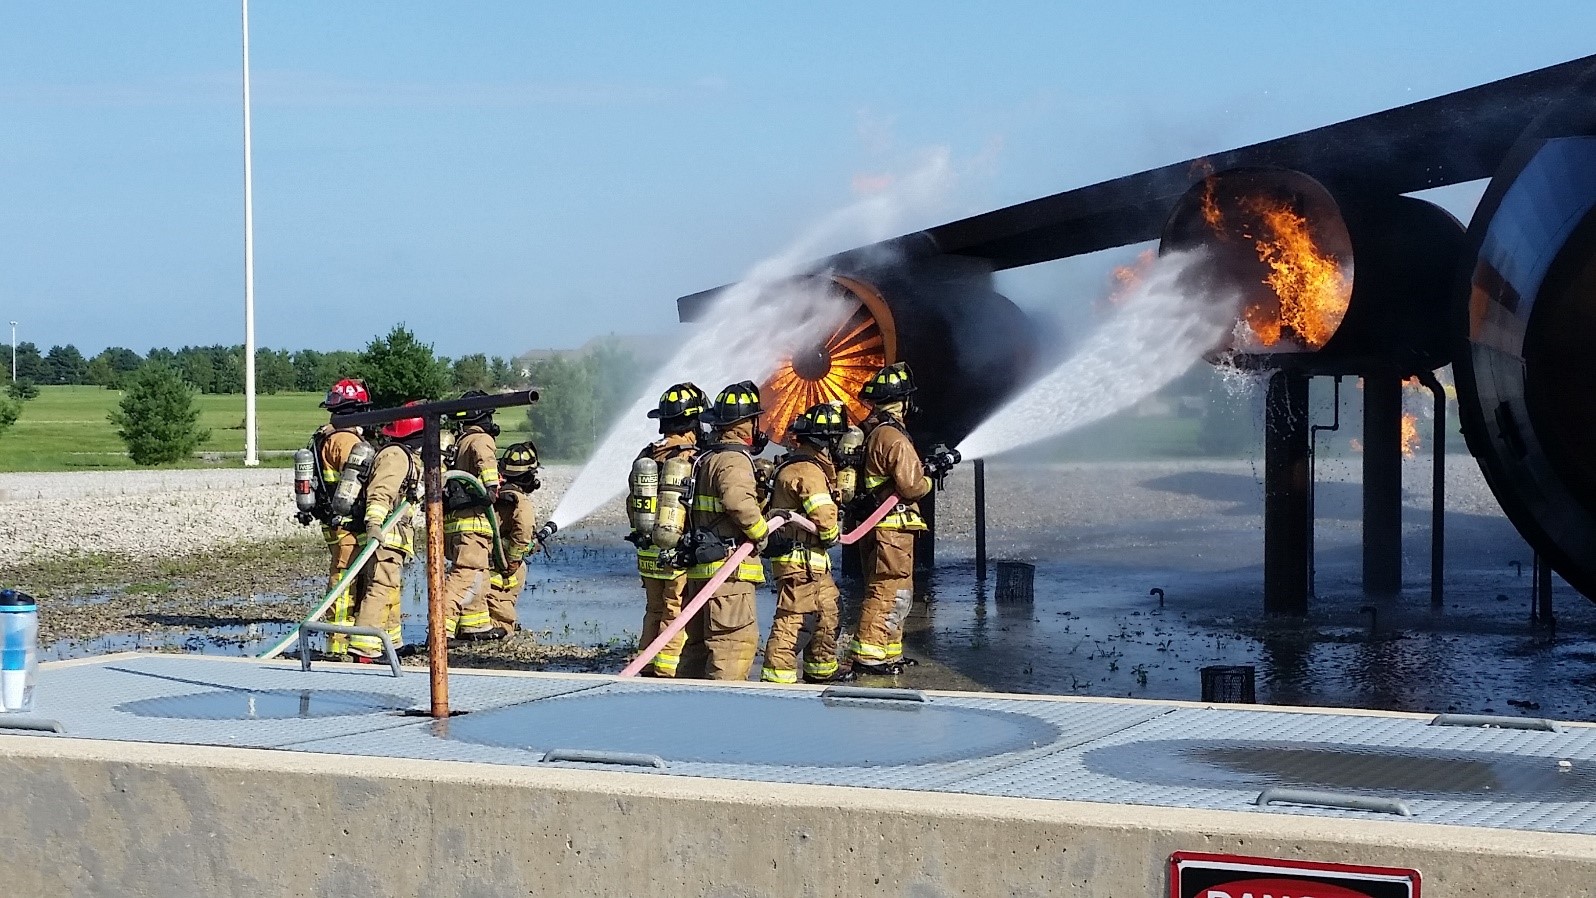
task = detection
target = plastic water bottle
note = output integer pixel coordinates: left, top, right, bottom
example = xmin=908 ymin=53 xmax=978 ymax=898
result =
xmin=0 ymin=589 xmax=38 ymax=713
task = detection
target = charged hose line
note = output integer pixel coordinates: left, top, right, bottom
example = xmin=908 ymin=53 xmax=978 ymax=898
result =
xmin=258 ymin=499 xmax=415 ymax=660
xmin=619 ymin=493 xmax=899 ymax=677
xmin=443 ymin=470 xmax=508 ymax=571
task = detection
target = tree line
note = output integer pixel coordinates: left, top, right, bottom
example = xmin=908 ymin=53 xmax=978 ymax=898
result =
xmin=0 ymin=340 xmax=524 ymax=396
xmin=0 ymin=325 xmax=644 ymax=464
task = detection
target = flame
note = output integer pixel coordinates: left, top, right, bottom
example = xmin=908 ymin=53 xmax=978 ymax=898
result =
xmin=1400 ymin=412 xmax=1420 ymax=457
xmin=1201 ymin=178 xmax=1225 ymax=234
xmin=1105 ymin=249 xmax=1156 ymax=307
xmin=1245 ymin=199 xmax=1350 ymax=350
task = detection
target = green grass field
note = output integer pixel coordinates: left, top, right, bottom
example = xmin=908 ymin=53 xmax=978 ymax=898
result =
xmin=0 ymin=386 xmax=331 ymax=471
xmin=0 ymin=385 xmax=541 ymax=472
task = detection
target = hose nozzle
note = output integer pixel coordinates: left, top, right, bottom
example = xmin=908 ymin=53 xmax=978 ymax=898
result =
xmin=536 ymin=521 xmax=559 ymax=544
xmin=923 ymin=444 xmax=962 ymax=490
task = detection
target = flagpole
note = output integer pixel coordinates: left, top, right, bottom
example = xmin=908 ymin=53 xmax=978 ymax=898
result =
xmin=241 ymin=0 xmax=259 ymax=466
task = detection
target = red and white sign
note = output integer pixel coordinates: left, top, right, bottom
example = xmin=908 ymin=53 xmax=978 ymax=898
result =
xmin=1169 ymin=852 xmax=1420 ymax=898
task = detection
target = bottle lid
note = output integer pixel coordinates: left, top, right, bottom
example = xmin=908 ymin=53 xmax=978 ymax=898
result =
xmin=0 ymin=589 xmax=36 ymax=607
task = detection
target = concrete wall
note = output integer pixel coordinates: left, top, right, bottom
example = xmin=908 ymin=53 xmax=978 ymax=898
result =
xmin=0 ymin=734 xmax=1593 ymax=897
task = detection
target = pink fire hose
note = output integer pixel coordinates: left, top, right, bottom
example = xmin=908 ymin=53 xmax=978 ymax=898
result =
xmin=619 ymin=494 xmax=900 ymax=677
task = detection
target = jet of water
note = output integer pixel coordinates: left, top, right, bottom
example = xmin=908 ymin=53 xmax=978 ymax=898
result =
xmin=547 ymin=150 xmax=962 ymax=532
xmin=957 ymin=250 xmax=1239 ymax=461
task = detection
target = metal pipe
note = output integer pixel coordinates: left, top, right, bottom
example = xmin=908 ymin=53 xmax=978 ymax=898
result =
xmin=1308 ymin=376 xmax=1342 ymax=597
xmin=1264 ymin=371 xmax=1311 ymax=615
xmin=335 ymin=389 xmax=537 ymax=429
xmin=1363 ymin=373 xmax=1404 ymax=595
xmin=1538 ymin=553 xmax=1556 ymax=632
xmin=974 ymin=459 xmax=987 ymax=581
xmin=423 ymin=416 xmax=449 ymax=718
xmin=1416 ymin=371 xmax=1446 ymax=609
xmin=240 ymin=0 xmax=258 ymax=468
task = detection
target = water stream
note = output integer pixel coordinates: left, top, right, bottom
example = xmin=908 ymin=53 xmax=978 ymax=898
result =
xmin=957 ymin=251 xmax=1240 ymax=461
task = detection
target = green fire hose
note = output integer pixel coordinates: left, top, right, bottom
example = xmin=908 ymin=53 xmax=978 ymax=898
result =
xmin=259 ymin=499 xmax=415 ymax=660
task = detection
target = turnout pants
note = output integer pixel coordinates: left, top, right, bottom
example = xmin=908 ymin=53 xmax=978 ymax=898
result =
xmin=349 ymin=545 xmax=408 ymax=658
xmin=323 ymin=526 xmax=361 ymax=655
xmin=639 ymin=574 xmax=689 ymax=678
xmin=486 ymin=564 xmax=523 ymax=634
xmin=851 ymin=528 xmax=915 ymax=664
xmin=443 ymin=530 xmax=494 ymax=635
xmin=678 ymin=580 xmax=758 ymax=681
xmin=761 ymin=572 xmax=841 ymax=683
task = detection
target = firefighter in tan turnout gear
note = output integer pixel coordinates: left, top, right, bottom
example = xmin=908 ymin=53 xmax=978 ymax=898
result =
xmin=348 ymin=406 xmax=425 ymax=661
xmin=305 ymin=378 xmax=374 ymax=658
xmin=626 ymin=383 xmax=706 ymax=677
xmin=679 ymin=381 xmax=771 ymax=680
xmin=760 ymin=402 xmax=854 ymax=685
xmin=848 ymin=362 xmax=957 ymax=675
xmin=442 ymin=391 xmax=503 ymax=641
xmin=485 ymin=442 xmax=542 ymax=637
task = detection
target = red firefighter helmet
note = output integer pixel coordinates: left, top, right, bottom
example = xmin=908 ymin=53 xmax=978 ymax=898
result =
xmin=381 ymin=401 xmax=426 ymax=439
xmin=320 ymin=378 xmax=372 ymax=413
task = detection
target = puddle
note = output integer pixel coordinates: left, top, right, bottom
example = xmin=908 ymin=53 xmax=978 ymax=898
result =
xmin=116 ymin=688 xmax=410 ymax=720
xmin=1082 ymin=739 xmax=1596 ymax=800
xmin=441 ymin=689 xmax=1060 ymax=766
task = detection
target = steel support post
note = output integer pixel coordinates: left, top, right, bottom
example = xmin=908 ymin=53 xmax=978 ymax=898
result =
xmin=974 ymin=459 xmax=988 ymax=581
xmin=1264 ymin=371 xmax=1311 ymax=616
xmin=1363 ymin=373 xmax=1403 ymax=596
xmin=423 ymin=416 xmax=450 ymax=718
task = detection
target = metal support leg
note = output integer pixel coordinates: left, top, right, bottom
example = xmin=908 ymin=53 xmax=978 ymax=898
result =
xmin=1416 ymin=371 xmax=1446 ymax=609
xmin=1264 ymin=371 xmax=1310 ymax=616
xmin=974 ymin=459 xmax=988 ymax=581
xmin=297 ymin=622 xmax=403 ymax=677
xmin=1363 ymin=373 xmax=1403 ymax=596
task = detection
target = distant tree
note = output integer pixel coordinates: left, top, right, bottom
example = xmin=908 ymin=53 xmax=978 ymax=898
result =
xmin=44 ymin=345 xmax=88 ymax=385
xmin=292 ymin=349 xmax=326 ymax=392
xmin=145 ymin=346 xmax=176 ymax=366
xmin=525 ymin=355 xmax=596 ymax=459
xmin=359 ymin=324 xmax=450 ymax=407
xmin=452 ymin=353 xmax=492 ymax=392
xmin=489 ymin=355 xmax=516 ymax=389
xmin=8 ymin=342 xmax=46 ymax=383
xmin=88 ymin=347 xmax=144 ymax=389
xmin=256 ymin=348 xmax=296 ymax=395
xmin=109 ymin=363 xmax=210 ymax=465
xmin=585 ymin=338 xmax=642 ymax=429
xmin=0 ymin=398 xmax=18 ymax=438
xmin=177 ymin=346 xmax=217 ymax=393
xmin=6 ymin=379 xmax=39 ymax=401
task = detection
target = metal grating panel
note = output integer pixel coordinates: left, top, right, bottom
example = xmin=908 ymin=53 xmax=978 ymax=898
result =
xmin=23 ymin=655 xmax=1596 ymax=836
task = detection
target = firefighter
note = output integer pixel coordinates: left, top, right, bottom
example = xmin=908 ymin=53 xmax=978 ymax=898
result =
xmin=442 ymin=390 xmax=502 ymax=641
xmin=310 ymin=378 xmax=373 ymax=658
xmin=760 ymin=402 xmax=853 ymax=685
xmin=348 ymin=404 xmax=424 ymax=662
xmin=486 ymin=442 xmax=542 ymax=638
xmin=628 ymin=382 xmax=706 ymax=678
xmin=848 ymin=362 xmax=955 ymax=675
xmin=678 ymin=381 xmax=770 ymax=680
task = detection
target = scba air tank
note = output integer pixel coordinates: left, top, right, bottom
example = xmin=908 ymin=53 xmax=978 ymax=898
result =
xmin=627 ymin=456 xmax=660 ymax=535
xmin=328 ymin=441 xmax=377 ymax=521
xmin=651 ymin=455 xmax=692 ymax=550
xmin=835 ymin=426 xmax=865 ymax=503
xmin=292 ymin=447 xmax=318 ymax=516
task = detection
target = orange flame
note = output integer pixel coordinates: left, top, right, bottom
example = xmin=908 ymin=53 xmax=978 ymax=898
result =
xmin=1201 ymin=178 xmax=1225 ymax=234
xmin=1245 ymin=200 xmax=1350 ymax=350
xmin=1401 ymin=412 xmax=1420 ymax=458
xmin=1105 ymin=248 xmax=1156 ymax=307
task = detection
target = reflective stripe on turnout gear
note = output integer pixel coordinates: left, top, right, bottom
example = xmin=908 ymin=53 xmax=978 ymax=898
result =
xmin=767 ymin=546 xmax=831 ymax=572
xmin=803 ymin=658 xmax=839 ymax=678
xmin=760 ymin=666 xmax=798 ymax=684
xmin=850 ymin=636 xmax=889 ymax=661
xmin=801 ymin=493 xmax=835 ymax=513
xmin=686 ymin=556 xmax=766 ymax=583
xmin=444 ymin=514 xmax=494 ymax=536
xmin=636 ymin=547 xmax=681 ymax=580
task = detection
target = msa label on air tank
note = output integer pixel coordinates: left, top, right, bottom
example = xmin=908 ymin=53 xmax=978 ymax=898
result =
xmin=1169 ymin=852 xmax=1419 ymax=898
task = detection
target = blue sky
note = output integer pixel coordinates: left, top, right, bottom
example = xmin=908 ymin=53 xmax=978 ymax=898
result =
xmin=1 ymin=2 xmax=1591 ymax=358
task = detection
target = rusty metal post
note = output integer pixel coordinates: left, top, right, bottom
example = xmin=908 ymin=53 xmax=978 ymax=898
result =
xmin=1264 ymin=371 xmax=1310 ymax=616
xmin=423 ymin=415 xmax=449 ymax=718
xmin=974 ymin=459 xmax=987 ymax=581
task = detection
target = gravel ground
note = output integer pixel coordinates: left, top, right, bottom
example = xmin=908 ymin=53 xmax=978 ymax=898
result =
xmin=0 ymin=464 xmax=589 ymax=565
